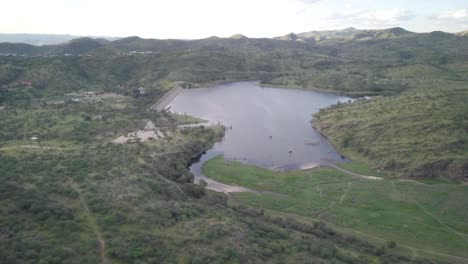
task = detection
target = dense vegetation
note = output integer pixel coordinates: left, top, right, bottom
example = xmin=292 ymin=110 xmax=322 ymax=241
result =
xmin=0 ymin=96 xmax=422 ymax=263
xmin=1 ymin=27 xmax=467 ymax=262
xmin=2 ymin=31 xmax=467 ymax=178
xmin=314 ymin=77 xmax=468 ymax=181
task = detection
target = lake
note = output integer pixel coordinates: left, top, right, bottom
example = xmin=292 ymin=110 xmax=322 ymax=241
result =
xmin=168 ymin=81 xmax=350 ymax=191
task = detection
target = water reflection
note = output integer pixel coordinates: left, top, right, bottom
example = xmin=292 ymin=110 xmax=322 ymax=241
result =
xmin=169 ymin=81 xmax=350 ymax=183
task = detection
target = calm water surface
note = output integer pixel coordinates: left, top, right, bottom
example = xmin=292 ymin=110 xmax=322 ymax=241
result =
xmin=168 ymin=81 xmax=350 ymax=189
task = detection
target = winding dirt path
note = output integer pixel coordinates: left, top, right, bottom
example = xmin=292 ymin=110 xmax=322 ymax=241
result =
xmin=0 ymin=145 xmax=77 ymax=151
xmin=392 ymin=181 xmax=468 ymax=242
xmin=315 ymin=185 xmax=324 ymax=200
xmin=153 ymin=170 xmax=189 ymax=198
xmin=315 ymin=181 xmax=353 ymax=219
xmin=397 ymin=179 xmax=425 ymax=185
xmin=415 ymin=200 xmax=468 ymax=242
xmin=320 ymin=163 xmax=384 ymax=180
xmin=69 ymin=180 xmax=109 ymax=264
xmin=252 ymin=205 xmax=468 ymax=263
xmin=339 ymin=182 xmax=352 ymax=203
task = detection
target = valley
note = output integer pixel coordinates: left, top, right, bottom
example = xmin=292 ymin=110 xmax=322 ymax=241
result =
xmin=0 ymin=26 xmax=467 ymax=263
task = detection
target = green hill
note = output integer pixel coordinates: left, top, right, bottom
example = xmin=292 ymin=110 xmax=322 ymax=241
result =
xmin=1 ymin=28 xmax=467 ymax=179
xmin=0 ymin=33 xmax=119 ymax=45
xmin=0 ymin=42 xmax=44 ymax=55
xmin=313 ymin=80 xmax=468 ymax=181
xmin=1 ymin=27 xmax=468 ymax=263
xmin=456 ymin=30 xmax=468 ymax=37
xmin=275 ymin=27 xmax=415 ymax=43
xmin=54 ymin=37 xmax=105 ymax=55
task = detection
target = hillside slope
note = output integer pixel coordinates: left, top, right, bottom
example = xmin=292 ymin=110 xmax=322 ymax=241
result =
xmin=276 ymin=27 xmax=415 ymax=42
xmin=314 ymin=80 xmax=468 ymax=181
xmin=456 ymin=30 xmax=468 ymax=37
xmin=0 ymin=28 xmax=467 ymax=180
xmin=0 ymin=33 xmax=119 ymax=45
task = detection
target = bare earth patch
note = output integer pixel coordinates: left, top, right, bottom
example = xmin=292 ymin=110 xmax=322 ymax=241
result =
xmin=112 ymin=121 xmax=165 ymax=144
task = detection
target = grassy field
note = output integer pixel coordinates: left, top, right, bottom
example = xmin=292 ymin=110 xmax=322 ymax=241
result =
xmin=337 ymin=160 xmax=388 ymax=177
xmin=203 ymin=156 xmax=468 ymax=262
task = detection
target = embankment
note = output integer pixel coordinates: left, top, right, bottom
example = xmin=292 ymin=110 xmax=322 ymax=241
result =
xmin=148 ymin=86 xmax=184 ymax=111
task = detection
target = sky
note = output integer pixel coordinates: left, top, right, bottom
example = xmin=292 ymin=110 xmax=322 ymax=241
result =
xmin=1 ymin=0 xmax=467 ymax=39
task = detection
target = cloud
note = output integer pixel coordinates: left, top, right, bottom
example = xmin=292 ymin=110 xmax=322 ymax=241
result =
xmin=329 ymin=8 xmax=414 ymax=22
xmin=320 ymin=8 xmax=415 ymax=29
xmin=0 ymin=0 xmax=462 ymax=37
xmin=426 ymin=8 xmax=468 ymax=33
xmin=359 ymin=9 xmax=414 ymax=22
xmin=432 ymin=9 xmax=468 ymax=21
xmin=299 ymin=0 xmax=320 ymax=3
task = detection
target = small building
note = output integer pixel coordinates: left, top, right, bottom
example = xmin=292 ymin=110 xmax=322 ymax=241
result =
xmin=18 ymin=80 xmax=32 ymax=87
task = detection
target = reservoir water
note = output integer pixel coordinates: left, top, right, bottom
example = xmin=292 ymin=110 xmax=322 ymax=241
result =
xmin=168 ymin=81 xmax=350 ymax=191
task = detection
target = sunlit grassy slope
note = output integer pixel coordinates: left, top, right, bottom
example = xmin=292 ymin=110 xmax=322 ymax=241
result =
xmin=203 ymin=156 xmax=468 ymax=261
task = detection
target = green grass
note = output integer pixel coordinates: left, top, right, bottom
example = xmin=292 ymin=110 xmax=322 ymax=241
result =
xmin=337 ymin=160 xmax=387 ymax=177
xmin=203 ymin=156 xmax=468 ymax=261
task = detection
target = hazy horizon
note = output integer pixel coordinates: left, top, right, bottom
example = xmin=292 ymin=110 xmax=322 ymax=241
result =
xmin=0 ymin=25 xmax=467 ymax=42
xmin=1 ymin=0 xmax=467 ymax=39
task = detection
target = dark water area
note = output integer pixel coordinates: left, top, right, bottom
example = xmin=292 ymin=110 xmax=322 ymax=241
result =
xmin=169 ymin=81 xmax=350 ymax=188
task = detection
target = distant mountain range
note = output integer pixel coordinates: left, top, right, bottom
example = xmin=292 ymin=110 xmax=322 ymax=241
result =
xmin=456 ymin=29 xmax=468 ymax=37
xmin=275 ymin=27 xmax=415 ymax=42
xmin=0 ymin=27 xmax=467 ymax=57
xmin=0 ymin=33 xmax=120 ymax=46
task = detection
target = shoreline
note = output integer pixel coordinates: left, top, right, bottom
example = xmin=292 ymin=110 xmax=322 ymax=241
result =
xmin=259 ymin=82 xmax=370 ymax=98
xmin=173 ymin=80 xmax=353 ymax=193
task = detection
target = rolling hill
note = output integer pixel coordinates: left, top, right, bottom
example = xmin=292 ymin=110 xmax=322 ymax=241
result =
xmin=275 ymin=27 xmax=415 ymax=43
xmin=456 ymin=29 xmax=468 ymax=37
xmin=0 ymin=26 xmax=468 ymax=263
xmin=0 ymin=27 xmax=467 ymax=181
xmin=0 ymin=33 xmax=119 ymax=45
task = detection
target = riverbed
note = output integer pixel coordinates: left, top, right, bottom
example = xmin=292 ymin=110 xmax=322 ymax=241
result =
xmin=168 ymin=81 xmax=350 ymax=192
